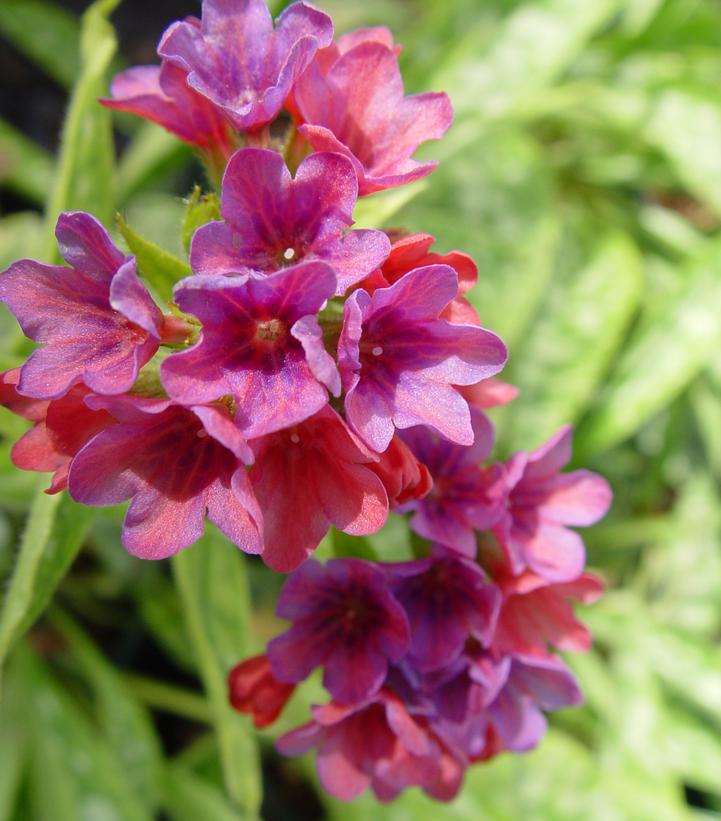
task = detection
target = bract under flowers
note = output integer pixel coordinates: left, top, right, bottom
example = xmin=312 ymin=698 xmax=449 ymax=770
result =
xmin=0 ymin=0 xmax=614 ymax=807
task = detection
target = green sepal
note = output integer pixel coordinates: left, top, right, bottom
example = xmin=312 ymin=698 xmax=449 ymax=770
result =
xmin=116 ymin=213 xmax=193 ymax=302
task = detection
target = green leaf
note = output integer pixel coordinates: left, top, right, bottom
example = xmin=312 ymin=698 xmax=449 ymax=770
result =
xmin=162 ymin=766 xmax=246 ymax=821
xmin=641 ymin=629 xmax=721 ymax=726
xmin=181 ymin=186 xmax=222 ymax=254
xmin=691 ymin=376 xmax=721 ymax=478
xmin=330 ymin=529 xmax=380 ymax=561
xmin=0 ymin=668 xmax=27 ymax=821
xmin=15 ymin=644 xmax=152 ymax=821
xmin=0 ymin=119 xmax=55 ymax=205
xmin=117 ymin=213 xmax=192 ymax=301
xmin=352 ymin=181 xmax=429 ymax=229
xmin=117 ymin=123 xmax=191 ymax=205
xmin=662 ymin=707 xmax=721 ymax=796
xmin=136 ymin=581 xmax=196 ymax=672
xmin=399 ymin=127 xmax=558 ymax=352
xmin=45 ymin=0 xmax=120 ymax=247
xmin=0 ymin=212 xmax=45 ymax=270
xmin=503 ymin=232 xmax=643 ymax=449
xmin=644 ymin=88 xmax=721 ymax=219
xmin=51 ymin=609 xmax=165 ymax=813
xmin=434 ymin=0 xmax=623 ymax=124
xmin=0 ymin=0 xmax=80 ymax=90
xmin=641 ymin=472 xmax=721 ymax=636
xmin=0 ymin=490 xmax=94 ymax=681
xmin=578 ymin=237 xmax=721 ymax=455
xmin=172 ymin=532 xmax=262 ymax=818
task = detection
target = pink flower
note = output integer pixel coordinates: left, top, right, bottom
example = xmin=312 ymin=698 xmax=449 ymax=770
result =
xmin=190 ymin=148 xmax=390 ymax=294
xmin=248 ymin=407 xmax=388 ymax=572
xmin=338 ymin=265 xmax=507 ymax=453
xmin=158 ymin=0 xmax=333 ymax=133
xmin=68 ymin=395 xmax=262 ymax=560
xmin=101 ymin=62 xmax=234 ymax=156
xmin=277 ymin=690 xmax=463 ymax=803
xmin=161 ymin=263 xmax=339 ymax=438
xmin=292 ymin=41 xmax=452 ymax=194
xmin=228 ymin=654 xmax=295 ymax=728
xmin=493 ymin=569 xmax=604 ymax=656
xmin=0 ymin=369 xmax=112 ymax=494
xmin=366 ymin=434 xmax=433 ymax=508
xmin=267 ymin=558 xmax=410 ymax=704
xmin=0 ymin=212 xmax=162 ymax=400
xmin=459 ymin=377 xmax=519 ymax=409
xmin=492 ymin=426 xmax=612 ymax=582
xmin=399 ymin=410 xmax=506 ymax=557
xmin=485 ymin=654 xmax=582 ymax=752
xmin=364 ymin=233 xmax=480 ymax=326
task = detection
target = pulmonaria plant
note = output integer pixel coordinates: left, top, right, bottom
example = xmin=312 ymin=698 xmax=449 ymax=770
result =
xmin=0 ymin=0 xmax=612 ymax=807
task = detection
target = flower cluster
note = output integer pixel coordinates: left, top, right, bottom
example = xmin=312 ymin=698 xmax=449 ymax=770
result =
xmin=229 ymin=405 xmax=610 ymax=801
xmin=0 ymin=0 xmax=612 ymax=806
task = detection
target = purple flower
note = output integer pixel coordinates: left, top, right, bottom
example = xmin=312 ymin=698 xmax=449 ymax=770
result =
xmin=101 ymin=62 xmax=234 ymax=156
xmin=277 ymin=690 xmax=463 ymax=803
xmin=338 ymin=265 xmax=507 ymax=453
xmin=267 ymin=558 xmax=410 ymax=704
xmin=388 ymin=553 xmax=501 ymax=673
xmin=0 ymin=212 xmax=161 ymax=400
xmin=292 ymin=41 xmax=452 ymax=194
xmin=68 ymin=395 xmax=262 ymax=560
xmin=485 ymin=654 xmax=582 ymax=752
xmin=158 ymin=0 xmax=333 ymax=133
xmin=190 ymin=148 xmax=390 ymax=294
xmin=492 ymin=426 xmax=612 ymax=582
xmin=161 ymin=263 xmax=339 ymax=439
xmin=399 ymin=410 xmax=506 ymax=557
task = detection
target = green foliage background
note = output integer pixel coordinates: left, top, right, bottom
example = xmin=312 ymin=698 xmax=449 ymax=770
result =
xmin=1 ymin=0 xmax=721 ymax=818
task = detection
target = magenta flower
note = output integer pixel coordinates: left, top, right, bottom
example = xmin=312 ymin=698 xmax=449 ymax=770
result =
xmin=0 ymin=369 xmax=112 ymax=494
xmin=492 ymin=426 xmax=612 ymax=582
xmin=158 ymin=0 xmax=332 ymax=133
xmin=493 ymin=567 xmax=604 ymax=656
xmin=68 ymin=395 xmax=262 ymax=560
xmin=277 ymin=690 xmax=461 ymax=802
xmin=190 ymin=149 xmax=390 ymax=294
xmin=338 ymin=265 xmax=507 ymax=453
xmin=388 ymin=554 xmax=501 ymax=673
xmin=292 ymin=41 xmax=452 ymax=194
xmin=267 ymin=558 xmax=410 ymax=704
xmin=0 ymin=213 xmax=162 ymax=400
xmin=485 ymin=654 xmax=582 ymax=752
xmin=399 ymin=410 xmax=506 ymax=556
xmin=101 ymin=61 xmax=234 ymax=156
xmin=161 ymin=263 xmax=339 ymax=439
xmin=249 ymin=407 xmax=388 ymax=572
xmin=370 ymin=233 xmax=480 ymax=326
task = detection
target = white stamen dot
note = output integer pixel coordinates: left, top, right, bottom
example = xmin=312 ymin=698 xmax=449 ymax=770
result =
xmin=290 ymin=433 xmax=301 ymax=444
xmin=283 ymin=247 xmax=296 ymax=261
xmin=197 ymin=429 xmax=208 ymax=439
xmin=372 ymin=346 xmax=384 ymax=357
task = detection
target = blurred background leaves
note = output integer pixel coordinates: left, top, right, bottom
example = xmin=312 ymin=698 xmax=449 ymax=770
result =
xmin=1 ymin=0 xmax=721 ymax=819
